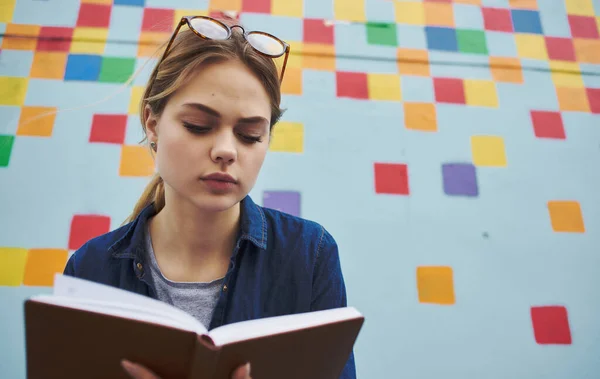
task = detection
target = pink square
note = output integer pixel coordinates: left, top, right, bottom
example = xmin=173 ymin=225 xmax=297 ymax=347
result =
xmin=434 ymin=78 xmax=466 ymax=104
xmin=242 ymin=0 xmax=271 ymax=14
xmin=90 ymin=114 xmax=127 ymax=144
xmin=530 ymin=110 xmax=565 ymax=139
xmin=531 ymin=306 xmax=572 ymax=345
xmin=142 ymin=8 xmax=175 ymax=33
xmin=374 ymin=163 xmax=409 ymax=195
xmin=68 ymin=215 xmax=111 ymax=250
xmin=544 ymin=37 xmax=576 ymax=62
xmin=336 ymin=71 xmax=368 ymax=99
xmin=568 ymin=15 xmax=600 ymax=39
xmin=37 ymin=27 xmax=74 ymax=52
xmin=303 ymin=19 xmax=335 ymax=44
xmin=587 ymin=88 xmax=600 ymax=114
xmin=76 ymin=3 xmax=112 ymax=28
xmin=482 ymin=7 xmax=513 ymax=32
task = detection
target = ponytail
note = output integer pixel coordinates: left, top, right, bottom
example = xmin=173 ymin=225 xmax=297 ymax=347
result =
xmin=123 ymin=173 xmax=165 ymax=225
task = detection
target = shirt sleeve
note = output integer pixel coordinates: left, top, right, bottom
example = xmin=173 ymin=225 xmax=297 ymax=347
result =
xmin=311 ymin=226 xmax=357 ymax=379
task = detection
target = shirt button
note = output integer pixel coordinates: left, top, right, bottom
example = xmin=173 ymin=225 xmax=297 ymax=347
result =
xmin=137 ymin=262 xmax=143 ymax=271
xmin=223 ymin=284 xmax=228 ymax=292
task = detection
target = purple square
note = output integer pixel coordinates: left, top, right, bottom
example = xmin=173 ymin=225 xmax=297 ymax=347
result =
xmin=442 ymin=163 xmax=478 ymax=197
xmin=263 ymin=191 xmax=301 ymax=217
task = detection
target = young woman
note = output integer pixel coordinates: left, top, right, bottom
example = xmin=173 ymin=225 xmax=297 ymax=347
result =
xmin=63 ymin=16 xmax=355 ymax=379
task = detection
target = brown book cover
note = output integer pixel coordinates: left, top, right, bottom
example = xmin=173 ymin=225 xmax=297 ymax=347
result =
xmin=24 ymin=275 xmax=364 ymax=379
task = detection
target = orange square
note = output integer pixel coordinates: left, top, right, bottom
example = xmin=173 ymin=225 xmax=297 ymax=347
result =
xmin=404 ymin=103 xmax=437 ymax=132
xmin=548 ymin=201 xmax=585 ymax=233
xmin=23 ymin=249 xmax=69 ymax=286
xmin=556 ymin=86 xmax=590 ymax=112
xmin=17 ymin=106 xmax=57 ymax=137
xmin=574 ymin=39 xmax=600 ymax=64
xmin=416 ymin=266 xmax=455 ymax=305
xmin=397 ymin=48 xmax=429 ymax=77
xmin=509 ymin=0 xmax=537 ymax=9
xmin=138 ymin=31 xmax=170 ymax=58
xmin=209 ymin=0 xmax=242 ymax=11
xmin=453 ymin=0 xmax=481 ymax=4
xmin=490 ymin=57 xmax=523 ymax=83
xmin=119 ymin=145 xmax=155 ymax=177
xmin=424 ymin=3 xmax=454 ymax=27
xmin=30 ymin=52 xmax=67 ymax=79
xmin=281 ymin=67 xmax=303 ymax=95
xmin=302 ymin=43 xmax=335 ymax=71
xmin=2 ymin=23 xmax=40 ymax=50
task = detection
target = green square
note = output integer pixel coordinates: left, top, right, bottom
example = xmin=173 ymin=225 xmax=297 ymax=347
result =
xmin=457 ymin=29 xmax=488 ymax=55
xmin=99 ymin=57 xmax=136 ymax=83
xmin=0 ymin=135 xmax=15 ymax=167
xmin=366 ymin=22 xmax=398 ymax=47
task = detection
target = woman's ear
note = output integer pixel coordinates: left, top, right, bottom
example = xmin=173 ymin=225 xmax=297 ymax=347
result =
xmin=144 ymin=104 xmax=159 ymax=141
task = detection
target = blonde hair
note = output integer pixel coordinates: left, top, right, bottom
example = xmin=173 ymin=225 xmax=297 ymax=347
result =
xmin=123 ymin=23 xmax=283 ymax=224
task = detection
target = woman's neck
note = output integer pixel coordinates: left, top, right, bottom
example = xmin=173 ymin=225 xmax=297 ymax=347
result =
xmin=148 ymin=194 xmax=240 ymax=282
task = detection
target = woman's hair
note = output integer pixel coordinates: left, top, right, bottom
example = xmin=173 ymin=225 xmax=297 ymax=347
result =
xmin=123 ymin=22 xmax=283 ymax=224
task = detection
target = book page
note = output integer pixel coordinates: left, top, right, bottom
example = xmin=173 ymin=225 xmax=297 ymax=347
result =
xmin=208 ymin=307 xmax=362 ymax=346
xmin=52 ymin=274 xmax=207 ymax=334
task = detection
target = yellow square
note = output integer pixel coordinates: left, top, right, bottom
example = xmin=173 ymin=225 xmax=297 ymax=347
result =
xmin=0 ymin=77 xmax=28 ymax=106
xmin=23 ymin=249 xmax=69 ymax=286
xmin=464 ymin=79 xmax=499 ymax=108
xmin=0 ymin=0 xmax=16 ymax=23
xmin=17 ymin=106 xmax=57 ymax=137
xmin=70 ymin=27 xmax=108 ymax=54
xmin=556 ymin=87 xmax=590 ymax=112
xmin=138 ymin=31 xmax=171 ymax=58
xmin=120 ymin=145 xmax=155 ymax=177
xmin=416 ymin=266 xmax=455 ymax=305
xmin=272 ymin=0 xmax=303 ymax=17
xmin=574 ymin=38 xmax=600 ymax=64
xmin=549 ymin=61 xmax=584 ymax=88
xmin=395 ymin=2 xmax=425 ymax=25
xmin=515 ymin=34 xmax=547 ymax=60
xmin=471 ymin=135 xmax=507 ymax=167
xmin=565 ymin=0 xmax=595 ymax=16
xmin=287 ymin=41 xmax=303 ymax=69
xmin=173 ymin=10 xmax=209 ymax=29
xmin=334 ymin=0 xmax=366 ymax=22
xmin=30 ymin=52 xmax=67 ymax=79
xmin=303 ymin=43 xmax=335 ymax=71
xmin=454 ymin=0 xmax=481 ymax=4
xmin=270 ymin=122 xmax=303 ymax=153
xmin=367 ymin=73 xmax=401 ymax=101
xmin=404 ymin=102 xmax=437 ymax=132
xmin=129 ymin=86 xmax=145 ymax=115
xmin=424 ymin=3 xmax=454 ymax=27
xmin=0 ymin=247 xmax=28 ymax=286
xmin=281 ymin=67 xmax=303 ymax=95
xmin=548 ymin=201 xmax=585 ymax=233
xmin=209 ymin=0 xmax=242 ymax=11
xmin=2 ymin=24 xmax=40 ymax=50
xmin=509 ymin=0 xmax=537 ymax=9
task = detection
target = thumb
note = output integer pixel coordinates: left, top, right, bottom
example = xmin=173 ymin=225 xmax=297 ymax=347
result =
xmin=231 ymin=362 xmax=251 ymax=379
xmin=121 ymin=360 xmax=161 ymax=379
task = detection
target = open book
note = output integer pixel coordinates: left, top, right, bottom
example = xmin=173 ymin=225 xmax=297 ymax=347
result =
xmin=24 ymin=274 xmax=364 ymax=379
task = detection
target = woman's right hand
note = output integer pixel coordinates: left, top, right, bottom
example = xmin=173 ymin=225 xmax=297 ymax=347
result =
xmin=121 ymin=359 xmax=252 ymax=379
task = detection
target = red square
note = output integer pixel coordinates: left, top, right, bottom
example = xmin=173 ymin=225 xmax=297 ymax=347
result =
xmin=544 ymin=37 xmax=576 ymax=61
xmin=482 ymin=7 xmax=513 ymax=32
xmin=68 ymin=215 xmax=111 ymax=250
xmin=434 ymin=78 xmax=465 ymax=104
xmin=142 ymin=8 xmax=175 ymax=33
xmin=530 ymin=110 xmax=565 ymax=139
xmin=336 ymin=71 xmax=368 ymax=99
xmin=76 ymin=3 xmax=112 ymax=28
xmin=374 ymin=163 xmax=410 ymax=195
xmin=90 ymin=114 xmax=128 ymax=144
xmin=37 ymin=27 xmax=73 ymax=52
xmin=587 ymin=88 xmax=600 ymax=114
xmin=304 ymin=19 xmax=335 ymax=44
xmin=568 ymin=15 xmax=600 ymax=39
xmin=531 ymin=306 xmax=572 ymax=344
xmin=242 ymin=0 xmax=271 ymax=13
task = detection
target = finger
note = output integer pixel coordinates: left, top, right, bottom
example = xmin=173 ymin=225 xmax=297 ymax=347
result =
xmin=230 ymin=362 xmax=251 ymax=379
xmin=121 ymin=360 xmax=161 ymax=379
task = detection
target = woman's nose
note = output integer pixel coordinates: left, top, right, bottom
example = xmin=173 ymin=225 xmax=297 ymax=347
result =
xmin=210 ymin=132 xmax=237 ymax=164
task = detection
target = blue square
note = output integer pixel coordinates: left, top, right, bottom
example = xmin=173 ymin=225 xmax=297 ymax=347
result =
xmin=511 ymin=10 xmax=543 ymax=34
xmin=401 ymin=76 xmax=434 ymax=103
xmin=537 ymin=1 xmax=570 ymax=37
xmin=12 ymin=0 xmax=79 ymax=26
xmin=114 ymin=0 xmax=145 ymax=5
xmin=0 ymin=50 xmax=33 ymax=77
xmin=365 ymin=0 xmax=395 ymax=23
xmin=425 ymin=27 xmax=458 ymax=52
xmin=453 ymin=4 xmax=484 ymax=30
xmin=304 ymin=0 xmax=334 ymax=19
xmin=397 ymin=24 xmax=427 ymax=50
xmin=429 ymin=51 xmax=492 ymax=80
xmin=485 ymin=31 xmax=517 ymax=57
xmin=239 ymin=14 xmax=302 ymax=42
xmin=581 ymin=64 xmax=600 ymax=88
xmin=64 ymin=54 xmax=102 ymax=81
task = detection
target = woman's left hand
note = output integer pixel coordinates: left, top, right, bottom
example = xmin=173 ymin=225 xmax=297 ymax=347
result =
xmin=121 ymin=359 xmax=252 ymax=379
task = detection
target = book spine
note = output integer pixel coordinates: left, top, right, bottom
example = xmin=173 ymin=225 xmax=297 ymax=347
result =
xmin=188 ymin=335 xmax=221 ymax=379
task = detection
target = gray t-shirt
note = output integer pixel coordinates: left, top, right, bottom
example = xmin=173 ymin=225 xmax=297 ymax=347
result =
xmin=145 ymin=226 xmax=224 ymax=329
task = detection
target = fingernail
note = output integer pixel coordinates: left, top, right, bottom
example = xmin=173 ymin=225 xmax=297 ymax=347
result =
xmin=245 ymin=363 xmax=251 ymax=375
xmin=121 ymin=360 xmax=138 ymax=377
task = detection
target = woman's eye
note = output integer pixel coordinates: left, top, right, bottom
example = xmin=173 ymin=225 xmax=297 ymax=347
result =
xmin=183 ymin=122 xmax=211 ymax=134
xmin=239 ymin=134 xmax=262 ymax=143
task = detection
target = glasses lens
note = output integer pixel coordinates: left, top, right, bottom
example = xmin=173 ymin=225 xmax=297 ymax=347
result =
xmin=189 ymin=17 xmax=229 ymax=40
xmin=247 ymin=32 xmax=285 ymax=56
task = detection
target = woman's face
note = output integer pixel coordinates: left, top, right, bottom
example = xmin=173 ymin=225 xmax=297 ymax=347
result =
xmin=145 ymin=59 xmax=272 ymax=213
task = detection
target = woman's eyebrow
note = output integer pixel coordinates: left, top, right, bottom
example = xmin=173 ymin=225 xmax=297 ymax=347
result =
xmin=182 ymin=102 xmax=268 ymax=125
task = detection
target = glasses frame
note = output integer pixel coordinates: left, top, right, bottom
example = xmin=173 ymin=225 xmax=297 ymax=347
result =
xmin=153 ymin=15 xmax=290 ymax=86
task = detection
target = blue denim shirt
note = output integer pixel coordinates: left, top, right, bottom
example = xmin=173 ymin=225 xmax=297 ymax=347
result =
xmin=63 ymin=195 xmax=356 ymax=378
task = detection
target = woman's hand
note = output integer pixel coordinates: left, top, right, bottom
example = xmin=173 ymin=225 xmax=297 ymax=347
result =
xmin=121 ymin=359 xmax=252 ymax=379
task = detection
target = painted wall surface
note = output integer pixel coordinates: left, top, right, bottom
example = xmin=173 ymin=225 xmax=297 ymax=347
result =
xmin=1 ymin=0 xmax=599 ymax=378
